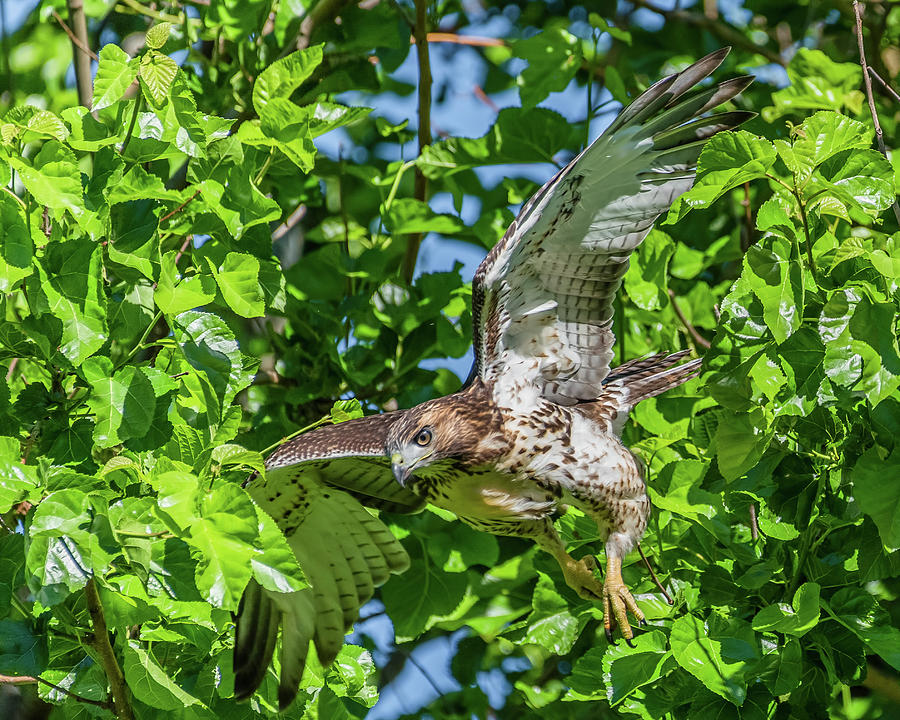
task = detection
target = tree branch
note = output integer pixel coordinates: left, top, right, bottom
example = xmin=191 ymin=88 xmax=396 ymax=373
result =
xmin=65 ymin=0 xmax=94 ymax=108
xmin=668 ymin=289 xmax=711 ymax=349
xmin=629 ymin=0 xmax=786 ymax=67
xmin=85 ymin=578 xmax=135 ymax=720
xmin=0 ymin=674 xmax=113 ymax=709
xmin=853 ymin=1 xmax=900 ymax=224
xmin=402 ymin=0 xmax=432 ymax=284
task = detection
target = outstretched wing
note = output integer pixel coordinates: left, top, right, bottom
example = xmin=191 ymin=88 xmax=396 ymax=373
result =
xmin=472 ymin=48 xmax=753 ymax=405
xmin=234 ymin=413 xmax=425 ymax=709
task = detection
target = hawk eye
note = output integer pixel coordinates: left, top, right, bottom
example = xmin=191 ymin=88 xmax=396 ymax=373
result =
xmin=414 ymin=429 xmax=432 ymax=447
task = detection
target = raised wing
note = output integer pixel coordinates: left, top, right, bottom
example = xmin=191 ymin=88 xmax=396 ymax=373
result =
xmin=472 ymin=48 xmax=753 ymax=405
xmin=234 ymin=413 xmax=425 ymax=709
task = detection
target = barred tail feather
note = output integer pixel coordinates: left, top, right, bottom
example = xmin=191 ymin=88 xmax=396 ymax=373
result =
xmin=606 ymin=350 xmax=701 ymax=409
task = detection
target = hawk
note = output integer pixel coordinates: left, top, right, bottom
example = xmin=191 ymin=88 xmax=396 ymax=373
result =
xmin=234 ymin=48 xmax=752 ymax=708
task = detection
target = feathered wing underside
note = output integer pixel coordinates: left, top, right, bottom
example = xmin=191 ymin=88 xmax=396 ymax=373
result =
xmin=472 ymin=49 xmax=753 ymax=406
xmin=234 ymin=414 xmax=424 ymax=709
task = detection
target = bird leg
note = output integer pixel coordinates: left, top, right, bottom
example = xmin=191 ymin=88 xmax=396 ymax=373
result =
xmin=602 ymin=553 xmax=646 ymax=645
xmin=537 ymin=533 xmax=606 ymax=601
xmin=536 ymin=527 xmax=645 ymax=644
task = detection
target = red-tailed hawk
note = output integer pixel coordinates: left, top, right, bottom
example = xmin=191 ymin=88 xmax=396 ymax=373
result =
xmin=235 ymin=48 xmax=752 ymax=708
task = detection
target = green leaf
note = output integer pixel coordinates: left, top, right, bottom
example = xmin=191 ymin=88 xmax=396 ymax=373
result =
xmin=512 ymin=28 xmax=582 ymax=108
xmin=667 ymin=131 xmax=776 ymax=222
xmin=828 ymin=588 xmax=900 ymax=672
xmin=755 ymin=638 xmax=802 ymax=696
xmin=751 ymin=582 xmax=820 ymax=636
xmin=253 ymin=45 xmax=324 ymax=113
xmin=624 ymin=229 xmax=674 ymax=310
xmin=763 ymin=49 xmax=863 ymax=121
xmin=383 ymin=198 xmax=464 ymax=235
xmin=522 ymin=573 xmax=590 ymax=655
xmin=0 ymin=437 xmax=38 ymax=509
xmin=0 ymin=620 xmax=47 ymax=676
xmin=775 ymin=112 xmax=870 ymax=184
xmin=418 ymin=107 xmax=571 ymax=177
xmin=853 ymin=448 xmax=900 ymax=551
xmin=715 ymin=411 xmax=773 ymax=481
xmin=173 ymin=310 xmax=253 ymax=406
xmin=0 ymin=193 xmax=32 ymax=292
xmin=27 ymin=238 xmax=107 ymax=365
xmin=569 ymin=630 xmax=669 ymax=704
xmin=380 ymin=537 xmax=468 ymax=640
xmin=145 ymin=22 xmax=171 ymax=50
xmin=670 ymin=613 xmax=747 ymax=706
xmin=83 ymin=356 xmax=156 ymax=447
xmin=140 ymin=51 xmax=178 ymax=105
xmin=250 ymin=503 xmax=306 ymax=593
xmin=92 ymin=44 xmax=138 ymax=111
xmin=155 ymin=250 xmax=217 ymax=316
xmin=744 ymin=237 xmax=804 ymax=343
xmin=188 ymin=483 xmax=258 ymax=609
xmin=8 ymin=141 xmax=84 ymax=218
xmin=123 ymin=641 xmax=204 ymax=710
xmin=210 ymin=252 xmax=264 ymax=318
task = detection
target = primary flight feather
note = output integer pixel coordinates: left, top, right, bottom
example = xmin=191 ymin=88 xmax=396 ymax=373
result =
xmin=235 ymin=48 xmax=753 ymax=708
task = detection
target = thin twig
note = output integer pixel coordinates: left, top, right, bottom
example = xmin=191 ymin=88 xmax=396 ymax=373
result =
xmin=868 ymin=67 xmax=900 ymax=104
xmin=401 ymin=0 xmax=432 ymax=283
xmin=65 ymin=0 xmax=95 ymax=108
xmin=417 ymin=32 xmax=505 ymax=47
xmin=630 ymin=0 xmax=786 ymax=66
xmin=52 ymin=8 xmax=99 ymax=61
xmin=637 ymin=543 xmax=673 ymax=605
xmin=853 ymin=1 xmax=900 ymax=224
xmin=272 ymin=203 xmax=307 ymax=240
xmin=0 ymin=674 xmax=113 ymax=709
xmin=748 ymin=503 xmax=759 ymax=541
xmin=85 ymin=578 xmax=135 ymax=720
xmin=160 ymin=190 xmax=201 ymax=224
xmin=668 ymin=289 xmax=711 ymax=349
xmin=740 ymin=182 xmax=755 ymax=252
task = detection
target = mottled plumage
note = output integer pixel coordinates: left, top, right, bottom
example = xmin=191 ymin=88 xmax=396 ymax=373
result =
xmin=234 ymin=48 xmax=752 ymax=708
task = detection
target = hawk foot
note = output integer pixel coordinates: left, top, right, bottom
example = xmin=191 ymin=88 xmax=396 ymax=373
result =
xmin=560 ymin=555 xmax=605 ymax=601
xmin=603 ymin=560 xmax=646 ymax=646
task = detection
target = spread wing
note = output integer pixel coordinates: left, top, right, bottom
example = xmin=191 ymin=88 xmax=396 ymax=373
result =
xmin=233 ymin=413 xmax=425 ymax=709
xmin=472 ymin=48 xmax=753 ymax=405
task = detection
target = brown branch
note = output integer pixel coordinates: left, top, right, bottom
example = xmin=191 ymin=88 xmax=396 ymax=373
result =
xmin=413 ymin=32 xmax=506 ymax=47
xmin=272 ymin=203 xmax=307 ymax=240
xmin=0 ymin=674 xmax=113 ymax=709
xmin=854 ymin=1 xmax=900 ymax=224
xmin=864 ymin=663 xmax=900 ymax=704
xmin=868 ymin=67 xmax=900 ymax=104
xmin=65 ymin=0 xmax=94 ymax=108
xmin=85 ymin=578 xmax=135 ymax=720
xmin=402 ymin=0 xmax=432 ymax=284
xmin=637 ymin=543 xmax=673 ymax=605
xmin=629 ymin=0 xmax=786 ymax=67
xmin=52 ymin=8 xmax=99 ymax=62
xmin=160 ymin=189 xmax=201 ymax=223
xmin=295 ymin=0 xmax=353 ymax=52
xmin=748 ymin=503 xmax=759 ymax=541
xmin=668 ymin=289 xmax=711 ymax=349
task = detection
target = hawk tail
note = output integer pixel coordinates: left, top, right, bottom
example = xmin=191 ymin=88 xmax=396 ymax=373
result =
xmin=606 ymin=350 xmax=701 ymax=408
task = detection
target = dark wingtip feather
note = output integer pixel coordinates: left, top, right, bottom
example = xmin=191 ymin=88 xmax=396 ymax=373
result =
xmin=233 ymin=581 xmax=279 ymax=702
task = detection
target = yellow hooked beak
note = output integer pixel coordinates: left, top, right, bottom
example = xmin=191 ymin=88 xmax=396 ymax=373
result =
xmin=391 ymin=452 xmax=411 ymax=486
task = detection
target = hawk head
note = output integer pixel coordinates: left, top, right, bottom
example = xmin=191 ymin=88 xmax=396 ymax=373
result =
xmin=385 ymin=385 xmax=504 ymax=486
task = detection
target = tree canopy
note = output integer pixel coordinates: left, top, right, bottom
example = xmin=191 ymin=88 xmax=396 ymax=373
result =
xmin=1 ymin=1 xmax=900 ymax=719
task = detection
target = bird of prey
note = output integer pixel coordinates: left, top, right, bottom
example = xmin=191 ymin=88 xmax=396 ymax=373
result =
xmin=234 ymin=48 xmax=752 ymax=708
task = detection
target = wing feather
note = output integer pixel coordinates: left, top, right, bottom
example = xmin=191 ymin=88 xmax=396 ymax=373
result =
xmin=472 ymin=48 xmax=752 ymax=405
xmin=235 ymin=413 xmax=421 ymax=709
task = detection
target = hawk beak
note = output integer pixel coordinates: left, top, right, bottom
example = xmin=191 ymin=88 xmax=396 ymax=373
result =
xmin=391 ymin=453 xmax=410 ymax=487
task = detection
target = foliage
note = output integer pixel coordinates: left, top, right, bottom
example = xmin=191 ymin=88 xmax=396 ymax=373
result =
xmin=1 ymin=1 xmax=899 ymax=720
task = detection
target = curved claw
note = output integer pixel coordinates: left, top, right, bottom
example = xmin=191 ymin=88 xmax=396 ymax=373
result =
xmin=625 ymin=637 xmax=636 ymax=649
